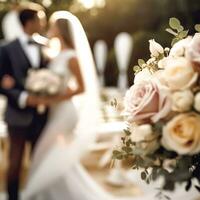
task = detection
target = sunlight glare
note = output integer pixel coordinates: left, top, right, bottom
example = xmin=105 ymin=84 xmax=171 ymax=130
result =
xmin=77 ymin=0 xmax=105 ymax=9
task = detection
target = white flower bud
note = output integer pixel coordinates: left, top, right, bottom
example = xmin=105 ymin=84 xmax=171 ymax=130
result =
xmin=149 ymin=39 xmax=164 ymax=57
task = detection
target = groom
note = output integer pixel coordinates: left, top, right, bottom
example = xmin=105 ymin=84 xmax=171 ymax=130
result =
xmin=0 ymin=5 xmax=49 ymax=200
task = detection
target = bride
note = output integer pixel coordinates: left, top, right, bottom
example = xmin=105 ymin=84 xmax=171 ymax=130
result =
xmin=24 ymin=11 xmax=116 ymax=200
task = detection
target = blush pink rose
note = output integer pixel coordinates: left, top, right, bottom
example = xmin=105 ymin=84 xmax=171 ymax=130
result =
xmin=124 ymin=80 xmax=171 ymax=123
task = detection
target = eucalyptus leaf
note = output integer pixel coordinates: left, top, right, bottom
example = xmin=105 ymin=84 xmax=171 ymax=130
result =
xmin=113 ymin=150 xmax=121 ymax=155
xmin=177 ymin=25 xmax=184 ymax=32
xmin=178 ymin=30 xmax=188 ymax=38
xmin=146 ymin=178 xmax=150 ymax=184
xmin=152 ymin=167 xmax=159 ymax=181
xmin=138 ymin=59 xmax=145 ymax=67
xmin=195 ymin=185 xmax=200 ymax=192
xmin=185 ymin=180 xmax=192 ymax=191
xmin=169 ymin=17 xmax=181 ymax=30
xmin=122 ymin=146 xmax=132 ymax=153
xmin=113 ymin=150 xmax=123 ymax=160
xmin=195 ymin=24 xmax=200 ymax=32
xmin=133 ymin=65 xmax=141 ymax=73
xmin=171 ymin=37 xmax=180 ymax=46
xmin=141 ymin=171 xmax=147 ymax=180
xmin=124 ymin=129 xmax=131 ymax=136
xmin=166 ymin=28 xmax=178 ymax=36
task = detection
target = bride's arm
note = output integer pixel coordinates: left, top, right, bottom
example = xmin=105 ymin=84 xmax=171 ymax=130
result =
xmin=67 ymin=57 xmax=85 ymax=96
xmin=50 ymin=57 xmax=85 ymax=103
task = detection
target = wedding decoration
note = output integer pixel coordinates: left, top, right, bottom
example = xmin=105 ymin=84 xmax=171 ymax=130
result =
xmin=114 ymin=32 xmax=133 ymax=93
xmin=113 ymin=18 xmax=200 ymax=195
xmin=26 ymin=68 xmax=63 ymax=113
xmin=94 ymin=40 xmax=108 ymax=86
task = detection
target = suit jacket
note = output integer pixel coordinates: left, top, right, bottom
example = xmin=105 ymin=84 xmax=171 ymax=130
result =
xmin=0 ymin=39 xmax=48 ymax=127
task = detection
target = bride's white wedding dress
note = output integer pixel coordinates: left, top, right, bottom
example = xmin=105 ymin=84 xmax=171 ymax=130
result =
xmin=30 ymin=50 xmax=78 ymax=172
xmin=27 ymin=50 xmax=114 ymax=200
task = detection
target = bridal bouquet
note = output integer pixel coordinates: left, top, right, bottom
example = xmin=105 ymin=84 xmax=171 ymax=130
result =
xmin=26 ymin=68 xmax=63 ymax=113
xmin=113 ymin=18 xmax=200 ymax=194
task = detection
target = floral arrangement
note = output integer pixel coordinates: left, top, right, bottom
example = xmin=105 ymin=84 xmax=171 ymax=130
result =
xmin=26 ymin=68 xmax=63 ymax=113
xmin=26 ymin=69 xmax=62 ymax=95
xmin=113 ymin=18 xmax=200 ymax=194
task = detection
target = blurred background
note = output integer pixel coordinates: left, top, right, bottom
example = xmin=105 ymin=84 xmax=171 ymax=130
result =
xmin=0 ymin=1 xmax=200 ymax=199
xmin=1 ymin=0 xmax=200 ymax=86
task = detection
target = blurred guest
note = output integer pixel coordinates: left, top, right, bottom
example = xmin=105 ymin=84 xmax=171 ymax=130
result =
xmin=0 ymin=4 xmax=49 ymax=200
xmin=2 ymin=2 xmax=23 ymax=41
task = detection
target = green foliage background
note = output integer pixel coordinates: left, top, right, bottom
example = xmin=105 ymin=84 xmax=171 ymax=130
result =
xmin=0 ymin=0 xmax=200 ymax=86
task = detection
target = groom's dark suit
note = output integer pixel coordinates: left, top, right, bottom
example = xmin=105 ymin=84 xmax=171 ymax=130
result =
xmin=0 ymin=37 xmax=48 ymax=200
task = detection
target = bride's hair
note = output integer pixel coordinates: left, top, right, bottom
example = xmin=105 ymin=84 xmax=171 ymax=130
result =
xmin=55 ymin=19 xmax=74 ymax=48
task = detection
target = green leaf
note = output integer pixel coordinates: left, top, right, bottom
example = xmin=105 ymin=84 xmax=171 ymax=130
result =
xmin=146 ymin=178 xmax=150 ymax=184
xmin=133 ymin=65 xmax=141 ymax=73
xmin=177 ymin=25 xmax=184 ymax=32
xmin=141 ymin=171 xmax=147 ymax=180
xmin=169 ymin=17 xmax=181 ymax=30
xmin=152 ymin=167 xmax=158 ymax=181
xmin=185 ymin=180 xmax=192 ymax=191
xmin=122 ymin=146 xmax=132 ymax=153
xmin=124 ymin=129 xmax=131 ymax=136
xmin=113 ymin=150 xmax=121 ymax=155
xmin=195 ymin=185 xmax=200 ymax=192
xmin=195 ymin=24 xmax=200 ymax=32
xmin=165 ymin=28 xmax=178 ymax=36
xmin=171 ymin=37 xmax=180 ymax=46
xmin=138 ymin=59 xmax=145 ymax=67
xmin=112 ymin=150 xmax=123 ymax=160
xmin=178 ymin=30 xmax=188 ymax=38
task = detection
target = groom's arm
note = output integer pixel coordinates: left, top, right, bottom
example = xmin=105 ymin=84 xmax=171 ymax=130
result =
xmin=0 ymin=46 xmax=27 ymax=108
xmin=0 ymin=46 xmax=48 ymax=108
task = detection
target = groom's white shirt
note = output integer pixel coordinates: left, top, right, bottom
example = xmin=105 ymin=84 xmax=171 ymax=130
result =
xmin=18 ymin=32 xmax=41 ymax=108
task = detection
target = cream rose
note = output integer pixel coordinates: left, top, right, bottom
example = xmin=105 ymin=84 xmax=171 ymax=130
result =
xmin=124 ymin=80 xmax=171 ymax=123
xmin=130 ymin=124 xmax=159 ymax=155
xmin=194 ymin=92 xmax=200 ymax=112
xmin=149 ymin=39 xmax=164 ymax=57
xmin=162 ymin=113 xmax=200 ymax=155
xmin=172 ymin=90 xmax=194 ymax=112
xmin=134 ymin=68 xmax=153 ymax=84
xmin=161 ymin=57 xmax=198 ymax=90
xmin=169 ymin=37 xmax=192 ymax=57
xmin=186 ymin=33 xmax=200 ymax=64
xmin=158 ymin=57 xmax=171 ymax=69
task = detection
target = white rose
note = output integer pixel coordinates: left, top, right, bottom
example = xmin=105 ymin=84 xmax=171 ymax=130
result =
xmin=186 ymin=33 xmax=200 ymax=64
xmin=172 ymin=90 xmax=194 ymax=112
xmin=162 ymin=57 xmax=198 ymax=90
xmin=149 ymin=39 xmax=164 ymax=57
xmin=162 ymin=113 xmax=200 ymax=155
xmin=134 ymin=68 xmax=153 ymax=84
xmin=169 ymin=37 xmax=192 ymax=57
xmin=130 ymin=124 xmax=160 ymax=155
xmin=194 ymin=92 xmax=200 ymax=112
